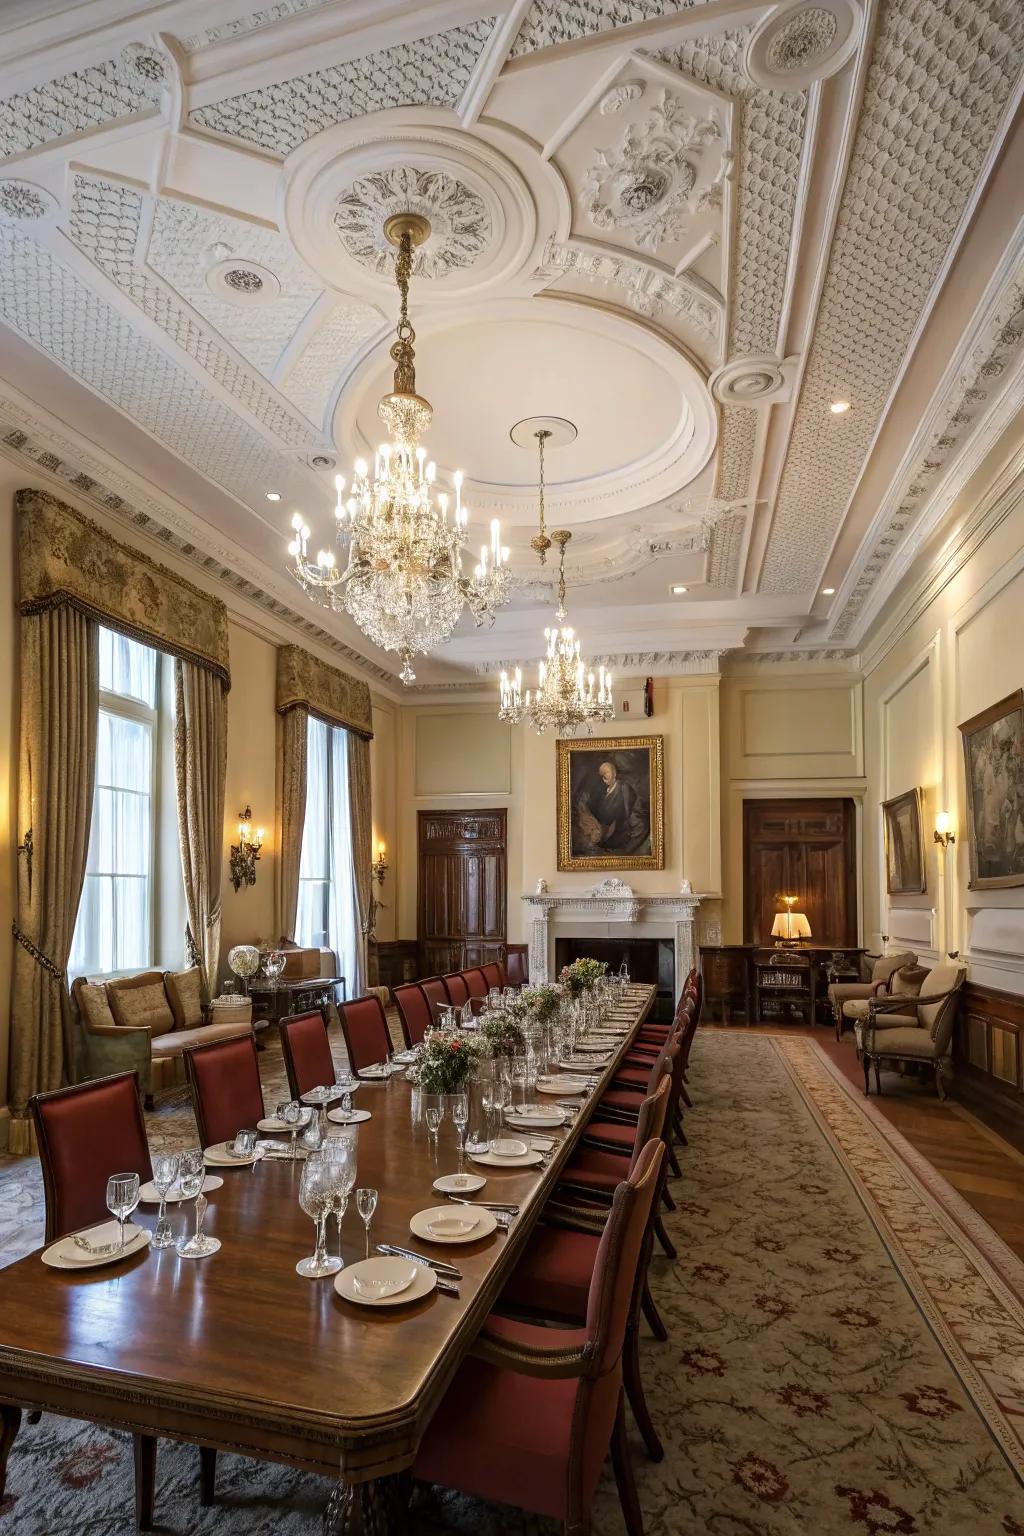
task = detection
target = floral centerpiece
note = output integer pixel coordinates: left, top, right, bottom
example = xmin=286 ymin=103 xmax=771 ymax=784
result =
xmin=522 ymin=982 xmax=562 ymax=1026
xmin=417 ymin=1031 xmax=480 ymax=1094
xmin=479 ymin=1007 xmax=526 ymax=1060
xmin=559 ymin=956 xmax=607 ymax=998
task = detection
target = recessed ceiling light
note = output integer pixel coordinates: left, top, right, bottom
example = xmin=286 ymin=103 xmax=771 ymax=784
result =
xmin=266 ymin=491 xmax=281 ymax=501
xmin=822 ymin=586 xmax=835 ymax=595
xmin=671 ymin=584 xmax=688 ymax=595
xmin=829 ymin=400 xmax=851 ymax=414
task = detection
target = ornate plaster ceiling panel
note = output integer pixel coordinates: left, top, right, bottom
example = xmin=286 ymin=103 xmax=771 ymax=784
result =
xmin=180 ymin=0 xmax=339 ymax=52
xmin=66 ymin=175 xmax=321 ymax=448
xmin=278 ymin=300 xmax=383 ymax=428
xmin=146 ymin=198 xmax=324 ymax=380
xmin=188 ymin=19 xmax=498 ymax=156
xmin=0 ymin=49 xmax=162 ymax=160
xmin=0 ymin=223 xmax=302 ymax=506
xmin=532 ymin=239 xmax=722 ymax=350
xmin=510 ymin=0 xmax=714 ymax=59
xmin=760 ymin=0 xmax=1024 ymax=594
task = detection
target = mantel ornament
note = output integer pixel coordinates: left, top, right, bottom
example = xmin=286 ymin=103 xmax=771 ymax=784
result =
xmin=591 ymin=877 xmax=634 ymax=898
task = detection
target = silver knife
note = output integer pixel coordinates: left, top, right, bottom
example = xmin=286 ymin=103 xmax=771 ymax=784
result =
xmin=376 ymin=1243 xmax=462 ymax=1278
xmin=446 ymin=1196 xmax=520 ymax=1213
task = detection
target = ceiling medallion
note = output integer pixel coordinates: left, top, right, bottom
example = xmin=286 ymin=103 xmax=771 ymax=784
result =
xmin=0 ymin=179 xmax=57 ymax=223
xmin=205 ymin=257 xmax=282 ymax=306
xmin=745 ymin=0 xmax=863 ymax=90
xmin=288 ymin=212 xmax=511 ymax=684
xmin=333 ymin=166 xmax=490 ymax=280
xmin=580 ymin=90 xmax=729 ymax=253
xmin=120 ymin=41 xmax=169 ymax=97
xmin=710 ymin=354 xmax=792 ymax=408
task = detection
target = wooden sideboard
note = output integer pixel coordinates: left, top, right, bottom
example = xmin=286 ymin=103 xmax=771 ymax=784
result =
xmin=699 ymin=944 xmax=866 ymax=1026
xmin=954 ymin=981 xmax=1024 ymax=1152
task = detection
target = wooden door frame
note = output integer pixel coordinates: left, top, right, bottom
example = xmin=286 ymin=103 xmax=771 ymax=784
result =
xmin=742 ymin=796 xmax=859 ymax=946
xmin=416 ymin=808 xmax=508 ymax=974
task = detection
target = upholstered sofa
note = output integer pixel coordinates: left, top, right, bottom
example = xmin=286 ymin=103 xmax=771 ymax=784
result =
xmin=827 ymin=950 xmax=917 ymax=1040
xmin=854 ymin=959 xmax=967 ymax=1099
xmin=71 ymin=968 xmax=252 ymax=1106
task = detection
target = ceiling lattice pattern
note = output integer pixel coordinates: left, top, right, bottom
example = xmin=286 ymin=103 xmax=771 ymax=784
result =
xmin=760 ymin=0 xmax=1024 ymax=593
xmin=189 ymin=19 xmax=497 ymax=155
xmin=280 ymin=302 xmax=382 ymax=429
xmin=0 ymin=55 xmax=155 ymax=160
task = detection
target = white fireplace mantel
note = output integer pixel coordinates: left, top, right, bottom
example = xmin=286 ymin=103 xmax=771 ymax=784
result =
xmin=522 ymin=883 xmax=702 ymax=986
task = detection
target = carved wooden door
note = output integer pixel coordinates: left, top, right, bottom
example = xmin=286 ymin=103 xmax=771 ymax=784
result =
xmin=743 ymin=799 xmax=857 ymax=946
xmin=417 ymin=810 xmax=507 ymax=976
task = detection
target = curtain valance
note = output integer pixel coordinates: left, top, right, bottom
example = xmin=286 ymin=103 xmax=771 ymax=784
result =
xmin=275 ymin=643 xmax=373 ymax=740
xmin=17 ymin=488 xmax=231 ymax=688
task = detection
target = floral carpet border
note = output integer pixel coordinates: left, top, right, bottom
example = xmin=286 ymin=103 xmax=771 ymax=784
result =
xmin=770 ymin=1035 xmax=1024 ymax=1486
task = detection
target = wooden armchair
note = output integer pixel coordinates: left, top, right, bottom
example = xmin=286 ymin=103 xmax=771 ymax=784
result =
xmin=858 ymin=961 xmax=967 ymax=1099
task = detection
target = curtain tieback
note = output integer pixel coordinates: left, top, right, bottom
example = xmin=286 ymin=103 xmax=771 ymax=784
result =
xmin=12 ymin=922 xmax=65 ymax=983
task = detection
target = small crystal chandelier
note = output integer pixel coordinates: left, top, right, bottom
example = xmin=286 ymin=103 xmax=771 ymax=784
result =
xmin=287 ymin=212 xmax=511 ymax=684
xmin=498 ymin=432 xmax=615 ymax=736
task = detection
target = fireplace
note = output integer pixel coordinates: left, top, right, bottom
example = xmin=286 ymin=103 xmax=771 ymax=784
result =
xmin=522 ymin=884 xmax=701 ymax=999
xmin=556 ymin=936 xmax=675 ymax=1022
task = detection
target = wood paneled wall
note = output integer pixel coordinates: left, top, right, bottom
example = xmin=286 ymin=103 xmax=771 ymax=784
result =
xmin=742 ymin=798 xmax=858 ymax=946
xmin=417 ymin=809 xmax=507 ymax=975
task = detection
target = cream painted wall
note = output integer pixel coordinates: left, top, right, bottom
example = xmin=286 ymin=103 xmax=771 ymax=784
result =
xmin=862 ymin=460 xmax=1024 ymax=990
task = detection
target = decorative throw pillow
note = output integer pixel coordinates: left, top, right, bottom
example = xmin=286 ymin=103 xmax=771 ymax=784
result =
xmin=892 ymin=964 xmax=929 ymax=999
xmin=165 ymin=968 xmax=204 ymax=1031
xmin=108 ymin=972 xmax=175 ymax=1037
xmin=75 ymin=981 xmax=117 ymax=1033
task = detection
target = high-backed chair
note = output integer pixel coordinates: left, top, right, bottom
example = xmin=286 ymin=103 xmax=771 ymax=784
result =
xmin=504 ymin=949 xmax=528 ymax=986
xmin=829 ymin=950 xmax=917 ymax=1040
xmin=338 ymin=994 xmax=392 ymax=1073
xmin=419 ymin=975 xmax=450 ymax=1024
xmin=859 ymin=961 xmax=967 ymax=1099
xmin=30 ymin=1072 xmax=158 ymax=1528
xmin=442 ymin=973 xmax=470 ymax=1008
xmin=479 ymin=961 xmax=505 ymax=991
xmin=183 ymin=1032 xmax=264 ymax=1147
xmin=414 ymin=1141 xmax=665 ymax=1536
xmin=392 ymin=983 xmax=434 ymax=1049
xmin=279 ymin=1009 xmax=335 ymax=1099
xmin=461 ymin=967 xmax=488 ymax=1001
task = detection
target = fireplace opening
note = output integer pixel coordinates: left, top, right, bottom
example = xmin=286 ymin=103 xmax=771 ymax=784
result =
xmin=555 ymin=937 xmax=675 ymax=1022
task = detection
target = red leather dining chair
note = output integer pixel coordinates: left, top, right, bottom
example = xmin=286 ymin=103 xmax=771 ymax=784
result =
xmin=479 ymin=961 xmax=505 ymax=991
xmin=279 ymin=1009 xmax=335 ymax=1099
xmin=414 ymin=1140 xmax=664 ymax=1536
xmin=183 ymin=1032 xmax=264 ymax=1147
xmin=419 ymin=975 xmax=450 ymax=1025
xmin=338 ymin=994 xmax=392 ymax=1073
xmin=392 ymin=983 xmax=433 ymax=1049
xmin=442 ymin=972 xmax=470 ymax=1008
xmin=461 ymin=968 xmax=489 ymax=1010
xmin=504 ymin=950 xmax=528 ymax=986
xmin=30 ymin=1072 xmax=160 ymax=1529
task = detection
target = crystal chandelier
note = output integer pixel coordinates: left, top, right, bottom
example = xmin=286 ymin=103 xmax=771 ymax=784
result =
xmin=287 ymin=213 xmax=511 ymax=684
xmin=498 ymin=429 xmax=614 ymax=735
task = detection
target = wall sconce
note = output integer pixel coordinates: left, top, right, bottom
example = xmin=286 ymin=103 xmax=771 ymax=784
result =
xmin=372 ymin=839 xmax=389 ymax=888
xmin=934 ymin=811 xmax=956 ymax=849
xmin=230 ymin=806 xmax=264 ymax=891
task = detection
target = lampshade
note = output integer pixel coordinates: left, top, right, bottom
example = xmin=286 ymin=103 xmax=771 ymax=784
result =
xmin=771 ymin=911 xmax=812 ymax=940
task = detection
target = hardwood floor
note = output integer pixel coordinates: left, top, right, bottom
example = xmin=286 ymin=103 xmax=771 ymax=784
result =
xmin=706 ymin=1021 xmax=1024 ymax=1263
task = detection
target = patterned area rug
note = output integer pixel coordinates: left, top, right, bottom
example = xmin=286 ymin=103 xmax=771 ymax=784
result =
xmin=2 ymin=1032 xmax=1023 ymax=1533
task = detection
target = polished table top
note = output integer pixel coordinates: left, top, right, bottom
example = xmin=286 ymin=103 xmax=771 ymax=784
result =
xmin=0 ymin=985 xmax=655 ymax=1484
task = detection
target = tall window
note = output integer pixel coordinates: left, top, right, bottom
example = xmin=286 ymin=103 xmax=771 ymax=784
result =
xmin=296 ymin=715 xmax=359 ymax=990
xmin=69 ymin=629 xmax=159 ymax=976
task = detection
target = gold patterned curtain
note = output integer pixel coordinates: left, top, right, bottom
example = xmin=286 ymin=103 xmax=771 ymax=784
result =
xmin=174 ymin=661 xmax=227 ymax=996
xmin=8 ymin=606 xmax=98 ymax=1153
xmin=274 ymin=706 xmax=308 ymax=942
xmin=347 ymin=731 xmax=373 ymax=996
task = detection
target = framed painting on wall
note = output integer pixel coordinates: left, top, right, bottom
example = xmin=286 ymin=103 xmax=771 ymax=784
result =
xmin=959 ymin=689 xmax=1024 ymax=890
xmin=556 ymin=735 xmax=664 ymax=872
xmin=881 ymin=787 xmax=926 ymax=896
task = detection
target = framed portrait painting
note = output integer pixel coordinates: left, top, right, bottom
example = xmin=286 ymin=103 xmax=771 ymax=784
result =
xmin=881 ymin=788 xmax=926 ymax=896
xmin=556 ymin=735 xmax=664 ymax=872
xmin=959 ymin=689 xmax=1024 ymax=890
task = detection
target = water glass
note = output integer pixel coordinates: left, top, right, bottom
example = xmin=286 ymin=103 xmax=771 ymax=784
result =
xmin=283 ymin=1100 xmax=303 ymax=1160
xmin=450 ymin=1093 xmax=469 ymax=1171
xmin=106 ymin=1172 xmax=140 ymax=1253
xmin=151 ymin=1152 xmax=180 ymax=1250
xmin=424 ymin=1094 xmax=444 ymax=1150
xmin=232 ymin=1128 xmax=258 ymax=1159
xmin=296 ymin=1153 xmax=341 ymax=1278
xmin=176 ymin=1150 xmax=217 ymax=1258
xmin=356 ymin=1187 xmax=378 ymax=1260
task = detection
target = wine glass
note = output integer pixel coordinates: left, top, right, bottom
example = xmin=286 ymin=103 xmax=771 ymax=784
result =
xmin=176 ymin=1151 xmax=218 ymax=1259
xmin=450 ymin=1093 xmax=469 ymax=1171
xmin=321 ymin=1134 xmax=356 ymax=1263
xmin=106 ymin=1172 xmax=140 ymax=1253
xmin=296 ymin=1153 xmax=341 ymax=1279
xmin=263 ymin=948 xmax=286 ymax=990
xmin=150 ymin=1152 xmax=180 ymax=1250
xmin=424 ymin=1094 xmax=444 ymax=1152
xmin=356 ymin=1187 xmax=378 ymax=1260
xmin=283 ymin=1100 xmax=303 ymax=1160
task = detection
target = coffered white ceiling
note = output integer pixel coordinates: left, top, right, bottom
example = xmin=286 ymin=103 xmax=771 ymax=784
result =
xmin=0 ymin=0 xmax=1021 ymax=691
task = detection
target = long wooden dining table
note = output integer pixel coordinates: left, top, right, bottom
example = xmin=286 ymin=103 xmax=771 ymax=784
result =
xmin=0 ymin=984 xmax=656 ymax=1533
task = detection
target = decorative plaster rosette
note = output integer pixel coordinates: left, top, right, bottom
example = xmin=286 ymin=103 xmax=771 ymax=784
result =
xmin=745 ymin=0 xmax=863 ymax=90
xmin=332 ymin=166 xmax=490 ymax=279
xmin=0 ymin=180 xmax=57 ymax=224
xmin=710 ymin=354 xmax=792 ymax=407
xmin=119 ymin=41 xmax=170 ymax=97
xmin=205 ymin=257 xmax=282 ymax=306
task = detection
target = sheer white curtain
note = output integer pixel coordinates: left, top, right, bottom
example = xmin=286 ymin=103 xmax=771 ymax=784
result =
xmin=296 ymin=716 xmax=359 ymax=992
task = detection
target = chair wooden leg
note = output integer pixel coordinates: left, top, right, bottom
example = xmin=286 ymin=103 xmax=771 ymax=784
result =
xmin=680 ymin=1083 xmax=692 ymax=1108
xmin=874 ymin=1059 xmax=881 ymax=1096
xmin=624 ymin=1323 xmax=663 ymax=1462
xmin=654 ymin=1215 xmax=676 ymax=1260
xmin=27 ymin=1410 xmax=41 ymax=1425
xmin=935 ymin=1063 xmax=946 ymax=1102
xmin=641 ymin=1280 xmax=668 ymax=1342
xmin=0 ymin=1406 xmax=22 ymax=1499
xmin=661 ymin=1184 xmax=676 ymax=1211
xmin=666 ymin=1143 xmax=682 ymax=1178
xmin=610 ymin=1392 xmax=645 ymax=1536
xmin=199 ymin=1445 xmax=217 ymax=1506
xmin=863 ymin=1053 xmax=871 ymax=1095
xmin=133 ymin=1434 xmax=156 ymax=1533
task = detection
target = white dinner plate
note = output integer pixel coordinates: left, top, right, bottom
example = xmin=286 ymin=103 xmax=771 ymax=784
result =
xmin=357 ymin=1064 xmax=394 ymax=1079
xmin=336 ymin=1257 xmax=437 ymax=1307
xmin=410 ymin=1204 xmax=497 ymax=1244
xmin=326 ymin=1107 xmax=372 ymax=1126
xmin=301 ymin=1086 xmax=343 ymax=1105
xmin=433 ymin=1172 xmax=487 ymax=1194
xmin=536 ymin=1075 xmax=591 ymax=1095
xmin=470 ymin=1148 xmax=544 ymax=1168
xmin=504 ymin=1108 xmax=565 ymax=1129
xmin=557 ymin=1058 xmax=610 ymax=1072
xmin=204 ymin=1141 xmax=261 ymax=1167
xmin=42 ymin=1221 xmax=151 ymax=1270
xmin=257 ymin=1110 xmax=313 ymax=1132
xmin=138 ymin=1174 xmax=223 ymax=1203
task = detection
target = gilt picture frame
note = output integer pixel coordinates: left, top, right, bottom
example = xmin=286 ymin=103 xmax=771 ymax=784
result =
xmin=958 ymin=688 xmax=1024 ymax=890
xmin=557 ymin=735 xmax=665 ymax=872
xmin=881 ymin=787 xmax=926 ymax=896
